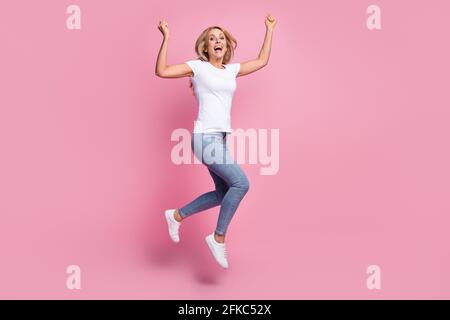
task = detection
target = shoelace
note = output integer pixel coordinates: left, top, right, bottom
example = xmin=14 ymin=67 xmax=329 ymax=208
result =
xmin=221 ymin=246 xmax=228 ymax=259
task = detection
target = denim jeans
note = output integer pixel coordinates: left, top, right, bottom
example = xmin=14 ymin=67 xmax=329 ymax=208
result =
xmin=178 ymin=132 xmax=250 ymax=236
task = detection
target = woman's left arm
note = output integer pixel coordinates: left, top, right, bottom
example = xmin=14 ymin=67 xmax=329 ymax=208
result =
xmin=237 ymin=14 xmax=277 ymax=77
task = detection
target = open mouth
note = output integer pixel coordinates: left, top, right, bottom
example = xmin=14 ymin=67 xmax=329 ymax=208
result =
xmin=214 ymin=47 xmax=223 ymax=53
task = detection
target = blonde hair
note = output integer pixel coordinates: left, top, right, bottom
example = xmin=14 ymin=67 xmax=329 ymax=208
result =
xmin=189 ymin=26 xmax=238 ymax=95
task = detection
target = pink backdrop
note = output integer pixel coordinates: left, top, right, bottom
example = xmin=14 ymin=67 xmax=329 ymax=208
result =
xmin=1 ymin=0 xmax=449 ymax=299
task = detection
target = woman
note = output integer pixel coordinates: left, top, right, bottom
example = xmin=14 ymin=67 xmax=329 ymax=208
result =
xmin=155 ymin=14 xmax=276 ymax=269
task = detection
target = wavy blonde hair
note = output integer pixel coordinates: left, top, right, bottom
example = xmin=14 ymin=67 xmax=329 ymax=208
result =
xmin=189 ymin=26 xmax=238 ymax=95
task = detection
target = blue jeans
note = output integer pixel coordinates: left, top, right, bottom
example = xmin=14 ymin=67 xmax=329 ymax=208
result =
xmin=178 ymin=132 xmax=250 ymax=236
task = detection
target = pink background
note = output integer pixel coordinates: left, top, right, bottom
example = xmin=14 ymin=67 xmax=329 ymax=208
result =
xmin=1 ymin=0 xmax=449 ymax=299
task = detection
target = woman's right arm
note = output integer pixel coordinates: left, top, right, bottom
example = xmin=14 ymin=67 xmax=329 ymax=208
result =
xmin=155 ymin=20 xmax=193 ymax=78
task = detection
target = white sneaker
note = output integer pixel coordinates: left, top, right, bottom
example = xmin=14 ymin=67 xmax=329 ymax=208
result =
xmin=164 ymin=209 xmax=181 ymax=243
xmin=205 ymin=233 xmax=229 ymax=269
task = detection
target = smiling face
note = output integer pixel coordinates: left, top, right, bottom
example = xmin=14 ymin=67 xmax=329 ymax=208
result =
xmin=205 ymin=28 xmax=228 ymax=62
xmin=195 ymin=25 xmax=237 ymax=66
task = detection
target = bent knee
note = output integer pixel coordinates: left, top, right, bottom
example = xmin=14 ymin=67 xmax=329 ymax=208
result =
xmin=238 ymin=177 xmax=250 ymax=193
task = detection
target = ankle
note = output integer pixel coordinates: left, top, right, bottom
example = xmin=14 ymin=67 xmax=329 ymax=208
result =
xmin=214 ymin=232 xmax=225 ymax=244
xmin=174 ymin=209 xmax=183 ymax=222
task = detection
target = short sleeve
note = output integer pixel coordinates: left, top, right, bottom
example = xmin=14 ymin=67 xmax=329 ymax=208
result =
xmin=185 ymin=60 xmax=199 ymax=77
xmin=234 ymin=63 xmax=241 ymax=77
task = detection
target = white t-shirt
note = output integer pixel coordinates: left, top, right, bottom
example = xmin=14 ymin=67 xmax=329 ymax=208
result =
xmin=185 ymin=59 xmax=240 ymax=133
